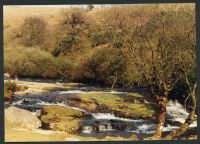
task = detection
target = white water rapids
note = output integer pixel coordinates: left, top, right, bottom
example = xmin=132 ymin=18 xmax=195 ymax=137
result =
xmin=7 ymin=96 xmax=197 ymax=136
xmin=4 ymin=78 xmax=196 ymax=139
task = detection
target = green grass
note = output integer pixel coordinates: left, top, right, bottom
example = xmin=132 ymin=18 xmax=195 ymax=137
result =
xmin=128 ymin=92 xmax=144 ymax=98
xmin=78 ymin=92 xmax=156 ymax=118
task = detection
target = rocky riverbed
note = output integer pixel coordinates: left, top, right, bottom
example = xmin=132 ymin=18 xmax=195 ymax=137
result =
xmin=4 ymin=78 xmax=197 ymax=141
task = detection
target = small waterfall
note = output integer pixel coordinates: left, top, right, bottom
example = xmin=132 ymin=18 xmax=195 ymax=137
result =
xmin=166 ymin=100 xmax=197 ymax=128
xmin=6 ymin=92 xmax=197 ymax=138
xmin=81 ymin=112 xmax=156 ymax=135
xmin=167 ymin=100 xmax=189 ymax=121
xmin=136 ymin=124 xmax=157 ymax=134
xmin=163 ymin=125 xmax=179 ymax=132
xmin=82 ymin=126 xmax=93 ymax=133
xmin=92 ymin=113 xmax=146 ymax=123
xmin=164 ymin=100 xmax=197 ymax=132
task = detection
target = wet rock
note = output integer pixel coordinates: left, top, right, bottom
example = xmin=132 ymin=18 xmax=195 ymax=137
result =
xmin=22 ymin=98 xmax=30 ymax=104
xmin=110 ymin=119 xmax=118 ymax=123
xmin=93 ymin=124 xmax=99 ymax=131
xmin=165 ymin=119 xmax=182 ymax=127
xmin=5 ymin=106 xmax=41 ymax=130
xmin=112 ymin=123 xmax=126 ymax=131
xmin=83 ymin=112 xmax=93 ymax=119
xmin=105 ymin=123 xmax=112 ymax=129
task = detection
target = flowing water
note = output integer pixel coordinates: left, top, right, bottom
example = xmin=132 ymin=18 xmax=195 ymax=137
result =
xmin=4 ymin=79 xmax=197 ymax=139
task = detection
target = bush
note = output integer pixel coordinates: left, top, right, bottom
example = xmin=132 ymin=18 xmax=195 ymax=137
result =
xmin=4 ymin=81 xmax=28 ymax=100
xmin=4 ymin=89 xmax=12 ymax=100
xmin=21 ymin=16 xmax=47 ymax=47
xmin=4 ymin=81 xmax=17 ymax=100
xmin=82 ymin=47 xmax=128 ymax=86
xmin=4 ymin=47 xmax=72 ymax=79
xmin=4 ymin=81 xmax=17 ymax=93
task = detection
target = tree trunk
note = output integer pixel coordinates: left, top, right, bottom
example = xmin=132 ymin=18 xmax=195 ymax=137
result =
xmin=111 ymin=73 xmax=118 ymax=91
xmin=153 ymin=97 xmax=168 ymax=139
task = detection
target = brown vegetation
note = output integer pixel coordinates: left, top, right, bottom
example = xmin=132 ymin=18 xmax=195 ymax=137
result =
xmin=4 ymin=4 xmax=196 ymax=140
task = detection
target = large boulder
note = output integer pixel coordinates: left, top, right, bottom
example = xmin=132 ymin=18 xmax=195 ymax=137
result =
xmin=40 ymin=105 xmax=90 ymax=134
xmin=5 ymin=106 xmax=41 ymax=130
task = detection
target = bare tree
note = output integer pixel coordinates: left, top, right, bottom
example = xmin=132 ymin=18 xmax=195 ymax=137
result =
xmin=116 ymin=5 xmax=196 ymax=139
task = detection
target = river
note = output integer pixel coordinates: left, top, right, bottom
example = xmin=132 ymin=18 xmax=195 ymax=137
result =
xmin=4 ymin=78 xmax=197 ymax=139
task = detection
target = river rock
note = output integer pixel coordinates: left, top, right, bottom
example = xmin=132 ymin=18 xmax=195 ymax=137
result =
xmin=40 ymin=105 xmax=89 ymax=134
xmin=5 ymin=106 xmax=42 ymax=130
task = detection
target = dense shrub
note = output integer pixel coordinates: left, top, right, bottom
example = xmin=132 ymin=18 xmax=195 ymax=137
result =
xmin=81 ymin=47 xmax=128 ymax=87
xmin=4 ymin=5 xmax=195 ymax=90
xmin=4 ymin=48 xmax=72 ymax=79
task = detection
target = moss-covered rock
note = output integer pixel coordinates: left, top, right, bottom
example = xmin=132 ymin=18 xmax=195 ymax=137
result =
xmin=41 ymin=105 xmax=83 ymax=118
xmin=40 ymin=105 xmax=88 ymax=134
